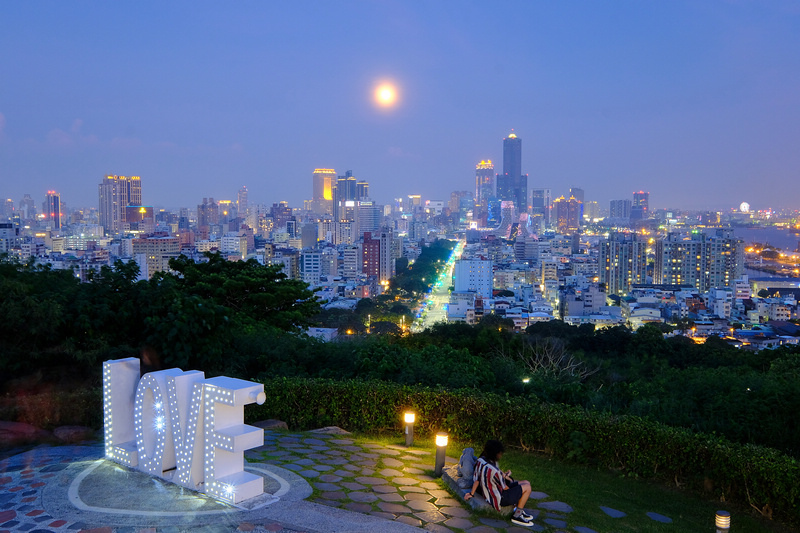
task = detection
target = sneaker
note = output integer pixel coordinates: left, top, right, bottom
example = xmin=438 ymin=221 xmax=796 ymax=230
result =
xmin=520 ymin=510 xmax=535 ymax=521
xmin=511 ymin=513 xmax=534 ymax=527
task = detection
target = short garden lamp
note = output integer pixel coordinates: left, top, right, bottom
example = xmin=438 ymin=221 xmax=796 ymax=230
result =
xmin=403 ymin=412 xmax=416 ymax=446
xmin=434 ymin=433 xmax=448 ymax=476
xmin=715 ymin=511 xmax=730 ymax=531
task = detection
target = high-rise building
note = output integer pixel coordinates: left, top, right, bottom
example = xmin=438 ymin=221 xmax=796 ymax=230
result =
xmin=270 ymin=201 xmax=293 ymax=230
xmin=362 ymin=230 xmax=395 ymax=286
xmin=333 ymin=171 xmax=358 ymax=221
xmin=610 ymin=199 xmax=632 ymax=219
xmin=453 ymin=258 xmax=493 ymax=299
xmin=356 ymin=181 xmax=369 ymax=201
xmin=569 ymin=188 xmax=585 ymax=221
xmin=584 ymin=201 xmax=600 ymax=220
xmin=311 ymin=169 xmax=335 ymax=215
xmin=497 ymin=133 xmax=527 ymax=213
xmin=654 ymin=230 xmax=743 ymax=291
xmin=475 ymin=160 xmax=494 ymax=206
xmin=530 ymin=188 xmax=551 ymax=227
xmin=44 ymin=190 xmax=61 ymax=230
xmin=19 ymin=194 xmax=36 ymax=220
xmin=2 ymin=199 xmax=14 ymax=220
xmin=237 ymin=186 xmax=249 ymax=217
xmin=599 ymin=232 xmax=648 ymax=295
xmin=553 ymin=196 xmax=581 ymax=234
xmin=99 ymin=175 xmax=142 ymax=234
xmin=631 ymin=191 xmax=650 ymax=221
xmin=197 ymin=198 xmax=220 ymax=228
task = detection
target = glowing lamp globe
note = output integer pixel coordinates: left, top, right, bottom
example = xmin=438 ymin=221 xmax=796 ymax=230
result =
xmin=404 ymin=412 xmax=416 ymax=424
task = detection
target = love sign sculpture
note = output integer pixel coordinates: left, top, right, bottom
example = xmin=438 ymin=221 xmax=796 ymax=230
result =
xmin=102 ymin=357 xmax=267 ymax=504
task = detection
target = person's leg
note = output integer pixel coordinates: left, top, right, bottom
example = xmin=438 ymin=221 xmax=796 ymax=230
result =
xmin=516 ymin=480 xmax=531 ymax=511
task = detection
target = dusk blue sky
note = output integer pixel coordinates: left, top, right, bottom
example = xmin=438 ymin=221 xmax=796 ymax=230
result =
xmin=1 ymin=1 xmax=799 ymax=212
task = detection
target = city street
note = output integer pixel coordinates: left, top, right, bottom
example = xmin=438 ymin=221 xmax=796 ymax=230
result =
xmin=412 ymin=239 xmax=465 ymax=331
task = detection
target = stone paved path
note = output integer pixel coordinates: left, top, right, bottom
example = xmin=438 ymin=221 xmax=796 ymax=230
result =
xmin=248 ymin=430 xmax=586 ymax=533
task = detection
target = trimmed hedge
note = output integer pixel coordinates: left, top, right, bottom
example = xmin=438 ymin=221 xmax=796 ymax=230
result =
xmin=248 ymin=377 xmax=799 ymax=524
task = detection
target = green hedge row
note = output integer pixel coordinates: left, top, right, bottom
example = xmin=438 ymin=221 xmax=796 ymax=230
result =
xmin=248 ymin=377 xmax=799 ymax=524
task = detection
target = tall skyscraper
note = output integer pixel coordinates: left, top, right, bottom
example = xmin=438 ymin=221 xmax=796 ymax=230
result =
xmin=356 ymin=181 xmax=370 ymax=201
xmin=569 ymin=187 xmax=585 ymax=220
xmin=99 ymin=175 xmax=142 ymax=234
xmin=610 ymin=199 xmax=632 ymax=219
xmin=497 ymin=132 xmax=527 ymax=213
xmin=44 ymin=190 xmax=61 ymax=230
xmin=631 ymin=191 xmax=650 ymax=221
xmin=333 ymin=171 xmax=357 ymax=221
xmin=19 ymin=194 xmax=36 ymax=220
xmin=311 ymin=168 xmax=335 ymax=215
xmin=599 ymin=232 xmax=648 ymax=295
xmin=553 ymin=196 xmax=581 ymax=234
xmin=475 ymin=160 xmax=494 ymax=205
xmin=237 ymin=186 xmax=249 ymax=217
xmin=530 ymin=188 xmax=551 ymax=227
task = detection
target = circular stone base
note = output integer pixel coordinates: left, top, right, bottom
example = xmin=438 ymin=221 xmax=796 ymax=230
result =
xmin=1 ymin=445 xmax=312 ymax=530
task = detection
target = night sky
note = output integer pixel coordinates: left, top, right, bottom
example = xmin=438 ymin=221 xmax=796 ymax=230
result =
xmin=1 ymin=1 xmax=799 ymax=211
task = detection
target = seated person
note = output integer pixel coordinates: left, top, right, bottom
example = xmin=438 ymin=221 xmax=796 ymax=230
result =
xmin=464 ymin=440 xmax=535 ymax=527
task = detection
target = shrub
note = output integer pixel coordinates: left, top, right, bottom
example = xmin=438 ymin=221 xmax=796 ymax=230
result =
xmin=248 ymin=378 xmax=800 ymax=524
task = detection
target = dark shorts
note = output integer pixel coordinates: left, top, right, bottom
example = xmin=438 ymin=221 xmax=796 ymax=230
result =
xmin=499 ymin=481 xmax=522 ymax=506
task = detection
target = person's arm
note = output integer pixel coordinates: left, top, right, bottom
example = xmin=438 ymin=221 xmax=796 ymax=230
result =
xmin=464 ymin=478 xmax=480 ymax=500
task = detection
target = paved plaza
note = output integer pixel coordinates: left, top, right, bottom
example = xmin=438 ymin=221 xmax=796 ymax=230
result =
xmin=0 ymin=429 xmax=673 ymax=532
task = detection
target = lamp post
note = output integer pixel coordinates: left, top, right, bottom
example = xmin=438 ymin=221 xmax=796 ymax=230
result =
xmin=715 ymin=511 xmax=731 ymax=530
xmin=403 ymin=412 xmax=415 ymax=446
xmin=434 ymin=433 xmax=448 ymax=476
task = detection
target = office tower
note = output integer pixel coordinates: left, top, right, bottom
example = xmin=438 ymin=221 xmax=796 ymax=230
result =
xmin=584 ymin=201 xmax=600 ymax=220
xmin=654 ymin=230 xmax=743 ymax=291
xmin=237 ymin=186 xmax=249 ymax=217
xmin=0 ymin=221 xmax=20 ymax=253
xmin=356 ymin=201 xmax=381 ymax=235
xmin=178 ymin=207 xmax=190 ymax=231
xmin=197 ymin=198 xmax=220 ymax=228
xmin=2 ymin=199 xmax=14 ymax=219
xmin=19 ymin=194 xmax=36 ymax=220
xmin=553 ymin=196 xmax=581 ymax=234
xmin=475 ymin=160 xmax=494 ymax=205
xmin=311 ymin=169 xmax=335 ymax=215
xmin=631 ymin=191 xmax=650 ymax=221
xmin=530 ymin=188 xmax=551 ymax=227
xmin=610 ymin=199 xmax=632 ymax=219
xmin=44 ymin=190 xmax=61 ymax=230
xmin=599 ymin=232 xmax=648 ymax=295
xmin=270 ymin=201 xmax=293 ymax=229
xmin=124 ymin=206 xmax=155 ymax=233
xmin=497 ymin=132 xmax=527 ymax=212
xmin=356 ymin=181 xmax=369 ymax=201
xmin=362 ymin=230 xmax=395 ymax=286
xmin=453 ymin=258 xmax=493 ymax=299
xmin=333 ymin=171 xmax=357 ymax=221
xmin=99 ymin=175 xmax=142 ymax=234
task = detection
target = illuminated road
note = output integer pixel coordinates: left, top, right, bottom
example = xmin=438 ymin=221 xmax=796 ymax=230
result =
xmin=412 ymin=239 xmax=465 ymax=331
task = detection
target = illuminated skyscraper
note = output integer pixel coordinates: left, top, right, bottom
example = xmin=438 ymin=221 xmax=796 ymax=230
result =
xmin=553 ymin=196 xmax=581 ymax=234
xmin=356 ymin=181 xmax=370 ymax=201
xmin=98 ymin=175 xmax=142 ymax=234
xmin=237 ymin=186 xmax=249 ymax=217
xmin=530 ymin=188 xmax=551 ymax=227
xmin=333 ymin=171 xmax=357 ymax=221
xmin=497 ymin=133 xmax=527 ymax=213
xmin=475 ymin=160 xmax=494 ymax=205
xmin=45 ymin=190 xmax=61 ymax=230
xmin=311 ymin=168 xmax=335 ymax=215
xmin=655 ymin=230 xmax=743 ymax=291
xmin=631 ymin=191 xmax=650 ymax=221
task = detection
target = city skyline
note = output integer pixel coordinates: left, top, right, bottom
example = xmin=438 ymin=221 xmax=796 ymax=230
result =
xmin=1 ymin=2 xmax=799 ymax=210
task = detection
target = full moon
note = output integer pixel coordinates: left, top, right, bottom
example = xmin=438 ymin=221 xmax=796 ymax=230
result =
xmin=374 ymin=83 xmax=398 ymax=108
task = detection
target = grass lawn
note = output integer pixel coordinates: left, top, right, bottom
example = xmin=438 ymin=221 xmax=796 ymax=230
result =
xmin=353 ymin=432 xmax=793 ymax=533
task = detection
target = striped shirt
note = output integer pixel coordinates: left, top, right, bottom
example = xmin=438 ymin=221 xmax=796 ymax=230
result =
xmin=473 ymin=457 xmax=507 ymax=511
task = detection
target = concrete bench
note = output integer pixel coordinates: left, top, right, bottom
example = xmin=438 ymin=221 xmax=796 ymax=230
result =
xmin=441 ymin=464 xmax=515 ymax=515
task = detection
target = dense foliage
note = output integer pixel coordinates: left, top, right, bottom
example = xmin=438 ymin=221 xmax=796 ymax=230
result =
xmin=248 ymin=378 xmax=799 ymax=524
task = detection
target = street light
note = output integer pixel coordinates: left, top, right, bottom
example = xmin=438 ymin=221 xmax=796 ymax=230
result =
xmin=403 ymin=412 xmax=415 ymax=446
xmin=434 ymin=433 xmax=448 ymax=476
